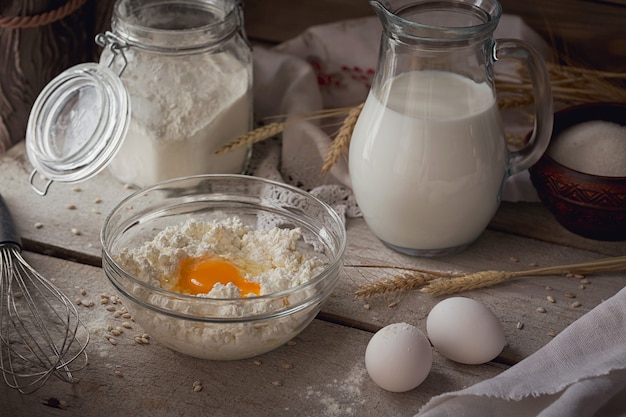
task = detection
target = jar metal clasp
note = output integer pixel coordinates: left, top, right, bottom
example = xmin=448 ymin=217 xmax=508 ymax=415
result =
xmin=95 ymin=31 xmax=129 ymax=77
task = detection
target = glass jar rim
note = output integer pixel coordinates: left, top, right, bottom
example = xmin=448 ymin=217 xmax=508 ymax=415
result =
xmin=111 ymin=0 xmax=243 ymax=52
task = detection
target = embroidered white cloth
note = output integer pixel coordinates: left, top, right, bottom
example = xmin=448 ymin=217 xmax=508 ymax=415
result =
xmin=249 ymin=14 xmax=552 ymax=217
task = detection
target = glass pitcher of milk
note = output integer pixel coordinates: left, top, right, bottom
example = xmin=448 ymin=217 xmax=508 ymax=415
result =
xmin=349 ymin=0 xmax=553 ymax=256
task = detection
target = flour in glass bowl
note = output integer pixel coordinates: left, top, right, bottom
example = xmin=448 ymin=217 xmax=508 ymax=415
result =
xmin=115 ymin=217 xmax=326 ymax=297
xmin=112 ymin=216 xmax=329 ymax=359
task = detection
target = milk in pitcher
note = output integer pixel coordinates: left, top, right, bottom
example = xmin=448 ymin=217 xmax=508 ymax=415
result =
xmin=349 ymin=70 xmax=508 ymax=253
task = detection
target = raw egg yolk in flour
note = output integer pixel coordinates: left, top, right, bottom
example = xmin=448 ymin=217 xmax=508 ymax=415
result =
xmin=176 ymin=256 xmax=261 ymax=297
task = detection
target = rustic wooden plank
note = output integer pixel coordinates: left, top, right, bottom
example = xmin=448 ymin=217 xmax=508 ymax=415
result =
xmin=326 ymin=219 xmax=626 ymax=364
xmin=491 ymin=202 xmax=626 ymax=257
xmin=0 ymin=252 xmax=506 ymax=417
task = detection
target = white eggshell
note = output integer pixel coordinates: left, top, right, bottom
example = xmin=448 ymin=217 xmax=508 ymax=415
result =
xmin=426 ymin=297 xmax=505 ymax=365
xmin=365 ymin=322 xmax=432 ymax=392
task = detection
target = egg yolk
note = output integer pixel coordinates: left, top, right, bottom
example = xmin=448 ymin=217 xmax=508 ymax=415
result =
xmin=176 ymin=255 xmax=261 ymax=297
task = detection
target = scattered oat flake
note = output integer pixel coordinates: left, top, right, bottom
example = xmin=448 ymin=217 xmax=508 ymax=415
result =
xmin=580 ymin=278 xmax=591 ymax=285
xmin=509 ymin=257 xmax=519 ymax=263
xmin=108 ymin=337 xmax=118 ymax=346
xmin=34 ymin=222 xmax=44 ymax=229
xmin=122 ymin=322 xmax=132 ymax=329
xmin=75 ymin=299 xmax=82 ymax=306
xmin=271 ymin=380 xmax=283 ymax=387
xmin=193 ymin=385 xmax=203 ymax=392
xmin=72 ymin=186 xmax=82 ymax=192
xmin=546 ymin=295 xmax=555 ymax=303
xmin=363 ymin=303 xmax=371 ymax=310
xmin=564 ymin=292 xmax=576 ymax=299
xmin=66 ymin=204 xmax=77 ymax=210
xmin=71 ymin=228 xmax=81 ymax=236
xmin=571 ymin=301 xmax=582 ymax=308
xmin=93 ymin=197 xmax=102 ymax=204
xmin=114 ymin=370 xmax=124 ymax=377
xmin=253 ymin=360 xmax=262 ymax=366
xmin=80 ymin=288 xmax=87 ymax=296
xmin=388 ymin=301 xmax=398 ymax=308
xmin=516 ymin=322 xmax=524 ymax=330
xmin=547 ymin=331 xmax=557 ymax=338
xmin=545 ymin=286 xmax=553 ymax=291
xmin=536 ymin=307 xmax=546 ymax=313
xmin=282 ymin=363 xmax=293 ymax=370
xmin=579 ymin=284 xmax=586 ymax=290
xmin=286 ymin=340 xmax=297 ymax=346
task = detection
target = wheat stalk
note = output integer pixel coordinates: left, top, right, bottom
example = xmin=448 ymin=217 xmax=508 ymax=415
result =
xmin=321 ymin=102 xmax=364 ymax=174
xmin=214 ymin=106 xmax=358 ymax=155
xmin=354 ymin=256 xmax=626 ymax=297
xmin=215 ymin=122 xmax=285 ymax=155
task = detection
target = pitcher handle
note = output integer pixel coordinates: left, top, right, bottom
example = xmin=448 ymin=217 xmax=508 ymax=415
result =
xmin=494 ymin=39 xmax=554 ymax=176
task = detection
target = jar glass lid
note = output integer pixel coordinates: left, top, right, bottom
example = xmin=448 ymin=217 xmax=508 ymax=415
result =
xmin=26 ymin=63 xmax=130 ymax=195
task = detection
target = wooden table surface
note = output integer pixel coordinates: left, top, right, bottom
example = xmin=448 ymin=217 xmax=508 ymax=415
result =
xmin=1 ymin=2 xmax=626 ymax=417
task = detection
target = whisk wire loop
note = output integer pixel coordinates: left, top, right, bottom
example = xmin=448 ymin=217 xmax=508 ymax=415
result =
xmin=0 ymin=245 xmax=89 ymax=394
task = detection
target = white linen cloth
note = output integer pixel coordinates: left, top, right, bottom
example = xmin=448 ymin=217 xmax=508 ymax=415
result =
xmin=249 ymin=14 xmax=551 ymax=212
xmin=416 ymin=285 xmax=626 ymax=417
xmin=249 ymin=14 xmax=626 ymax=417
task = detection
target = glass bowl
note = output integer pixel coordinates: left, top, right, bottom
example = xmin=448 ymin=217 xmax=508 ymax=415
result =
xmin=101 ymin=174 xmax=346 ymax=360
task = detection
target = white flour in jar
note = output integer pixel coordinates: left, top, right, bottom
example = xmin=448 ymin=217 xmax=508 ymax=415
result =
xmin=113 ymin=217 xmax=328 ymax=359
xmin=105 ymin=49 xmax=252 ymax=187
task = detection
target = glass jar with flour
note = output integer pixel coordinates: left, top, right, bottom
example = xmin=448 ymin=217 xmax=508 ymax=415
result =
xmin=25 ymin=0 xmax=252 ymax=194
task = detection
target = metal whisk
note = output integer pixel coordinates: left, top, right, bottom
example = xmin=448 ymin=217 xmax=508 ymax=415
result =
xmin=0 ymin=193 xmax=89 ymax=394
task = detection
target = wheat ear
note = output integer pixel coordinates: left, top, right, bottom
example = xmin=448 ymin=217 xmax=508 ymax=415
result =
xmin=321 ymin=102 xmax=364 ymax=174
xmin=215 ymin=122 xmax=285 ymax=155
xmin=421 ymin=256 xmax=626 ymax=296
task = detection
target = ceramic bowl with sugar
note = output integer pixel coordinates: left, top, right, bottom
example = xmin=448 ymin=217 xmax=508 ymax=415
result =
xmin=101 ymin=174 xmax=346 ymax=360
xmin=529 ymin=102 xmax=626 ymax=241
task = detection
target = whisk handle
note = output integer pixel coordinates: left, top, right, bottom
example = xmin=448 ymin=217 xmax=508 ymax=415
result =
xmin=0 ymin=193 xmax=22 ymax=249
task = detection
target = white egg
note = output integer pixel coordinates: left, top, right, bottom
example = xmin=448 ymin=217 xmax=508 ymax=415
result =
xmin=365 ymin=322 xmax=432 ymax=392
xmin=426 ymin=297 xmax=505 ymax=365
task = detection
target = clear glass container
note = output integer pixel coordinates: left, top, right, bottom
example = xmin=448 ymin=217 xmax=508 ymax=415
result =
xmin=102 ymin=0 xmax=253 ymax=187
xmin=26 ymin=0 xmax=252 ymax=194
xmin=101 ymin=174 xmax=346 ymax=360
xmin=349 ymin=0 xmax=553 ymax=257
